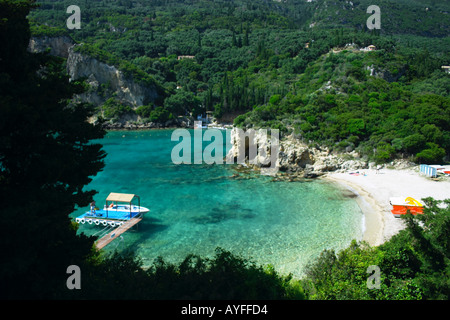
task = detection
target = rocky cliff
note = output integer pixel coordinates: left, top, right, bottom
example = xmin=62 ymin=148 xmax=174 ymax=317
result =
xmin=28 ymin=35 xmax=75 ymax=58
xmin=226 ymin=128 xmax=384 ymax=178
xmin=28 ymin=37 xmax=162 ymax=126
xmin=66 ymin=44 xmax=159 ymax=108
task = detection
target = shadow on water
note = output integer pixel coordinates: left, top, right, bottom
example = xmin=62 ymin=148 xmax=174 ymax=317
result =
xmin=138 ymin=216 xmax=169 ymax=234
xmin=341 ymin=190 xmax=358 ymax=198
xmin=189 ymin=203 xmax=256 ymax=224
xmin=106 ymin=216 xmax=169 ymax=252
xmin=325 ymin=183 xmax=358 ymax=201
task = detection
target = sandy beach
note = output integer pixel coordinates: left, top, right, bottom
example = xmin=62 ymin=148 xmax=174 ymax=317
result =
xmin=323 ymin=166 xmax=450 ymax=246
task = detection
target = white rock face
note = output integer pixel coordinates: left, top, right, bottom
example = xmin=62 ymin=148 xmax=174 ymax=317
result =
xmin=28 ymin=38 xmax=160 ymax=109
xmin=226 ymin=127 xmax=279 ymax=168
xmin=227 ymin=129 xmax=372 ymax=177
xmin=28 ymin=36 xmax=75 ymax=58
xmin=66 ymin=45 xmax=159 ymax=107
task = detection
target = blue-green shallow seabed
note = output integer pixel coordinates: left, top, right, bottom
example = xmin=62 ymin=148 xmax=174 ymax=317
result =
xmin=71 ymin=129 xmax=363 ymax=279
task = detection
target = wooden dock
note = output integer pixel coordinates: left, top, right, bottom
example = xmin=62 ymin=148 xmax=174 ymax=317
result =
xmin=95 ymin=217 xmax=142 ymax=250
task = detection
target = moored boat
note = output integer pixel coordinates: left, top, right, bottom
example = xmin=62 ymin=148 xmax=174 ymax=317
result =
xmin=75 ymin=192 xmax=149 ymax=226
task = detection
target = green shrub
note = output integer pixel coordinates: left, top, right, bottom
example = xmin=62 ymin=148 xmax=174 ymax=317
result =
xmin=149 ymin=106 xmax=171 ymax=123
xmin=141 ymin=248 xmax=306 ymax=300
xmin=403 ymin=134 xmax=427 ymax=154
xmin=233 ymin=114 xmax=247 ymax=127
xmin=300 ymin=122 xmax=312 ymax=132
xmin=29 ymin=23 xmax=68 ymax=37
xmin=415 ymin=143 xmax=446 ymax=164
xmin=347 ymin=118 xmax=365 ymax=135
xmin=136 ymin=104 xmax=153 ymax=118
xmin=374 ymin=143 xmax=396 ymax=164
xmin=101 ymin=98 xmax=133 ymax=119
xmin=269 ymin=94 xmax=282 ymax=105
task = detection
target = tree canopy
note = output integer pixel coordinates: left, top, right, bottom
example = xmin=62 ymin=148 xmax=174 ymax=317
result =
xmin=28 ymin=0 xmax=450 ymax=163
xmin=1 ymin=0 xmax=449 ymax=300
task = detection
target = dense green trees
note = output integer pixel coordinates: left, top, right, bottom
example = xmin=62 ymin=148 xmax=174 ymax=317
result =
xmin=64 ymin=247 xmax=305 ymax=300
xmin=235 ymin=48 xmax=449 ymax=164
xmin=164 ymin=89 xmax=201 ymax=116
xmin=27 ymin=2 xmax=449 ymax=166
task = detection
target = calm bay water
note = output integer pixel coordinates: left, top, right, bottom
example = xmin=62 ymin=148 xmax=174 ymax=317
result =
xmin=72 ymin=129 xmax=363 ymax=278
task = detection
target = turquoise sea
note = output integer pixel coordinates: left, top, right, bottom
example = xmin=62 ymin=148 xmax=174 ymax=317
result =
xmin=72 ymin=129 xmax=363 ymax=278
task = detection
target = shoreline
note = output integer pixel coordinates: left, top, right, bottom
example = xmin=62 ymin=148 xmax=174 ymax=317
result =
xmin=101 ymin=121 xmax=233 ymax=131
xmin=322 ymin=167 xmax=450 ymax=247
xmin=323 ymin=173 xmax=386 ymax=247
xmin=94 ymin=126 xmax=448 ymax=250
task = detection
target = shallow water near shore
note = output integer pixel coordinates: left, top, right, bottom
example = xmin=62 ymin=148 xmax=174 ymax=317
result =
xmin=72 ymin=129 xmax=363 ymax=278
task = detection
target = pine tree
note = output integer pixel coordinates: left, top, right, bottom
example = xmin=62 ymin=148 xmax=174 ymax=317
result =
xmin=244 ymin=28 xmax=249 ymax=46
xmin=0 ymin=0 xmax=105 ymax=299
xmin=237 ymin=35 xmax=242 ymax=48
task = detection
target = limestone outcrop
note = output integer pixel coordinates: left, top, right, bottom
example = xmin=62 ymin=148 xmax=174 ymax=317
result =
xmin=66 ymin=44 xmax=159 ymax=108
xmin=28 ymin=37 xmax=162 ymax=126
xmin=226 ymin=129 xmax=375 ymax=178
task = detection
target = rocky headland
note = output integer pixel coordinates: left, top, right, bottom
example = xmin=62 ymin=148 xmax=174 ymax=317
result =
xmin=226 ymin=127 xmax=416 ymax=180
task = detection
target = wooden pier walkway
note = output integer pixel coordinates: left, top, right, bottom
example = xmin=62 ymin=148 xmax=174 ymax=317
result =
xmin=95 ymin=217 xmax=142 ymax=250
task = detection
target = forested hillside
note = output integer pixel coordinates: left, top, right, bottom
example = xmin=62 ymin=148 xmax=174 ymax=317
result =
xmin=28 ymin=0 xmax=450 ymax=163
xmin=308 ymin=0 xmax=449 ymax=37
xmin=1 ymin=0 xmax=449 ymax=300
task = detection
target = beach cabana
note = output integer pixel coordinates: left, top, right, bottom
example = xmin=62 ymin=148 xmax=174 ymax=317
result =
xmin=420 ymin=164 xmax=438 ymax=178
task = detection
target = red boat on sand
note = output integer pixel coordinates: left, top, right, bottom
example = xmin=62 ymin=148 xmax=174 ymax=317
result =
xmin=390 ymin=197 xmax=424 ymax=217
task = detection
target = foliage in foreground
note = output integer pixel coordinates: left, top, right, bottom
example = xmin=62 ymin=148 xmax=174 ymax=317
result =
xmin=0 ymin=0 xmax=105 ymax=299
xmin=71 ymin=197 xmax=449 ymax=300
xmin=302 ymin=198 xmax=450 ymax=300
xmin=67 ymin=248 xmax=305 ymax=300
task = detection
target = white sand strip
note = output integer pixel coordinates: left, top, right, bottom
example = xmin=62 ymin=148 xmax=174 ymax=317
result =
xmin=323 ymin=167 xmax=450 ymax=246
